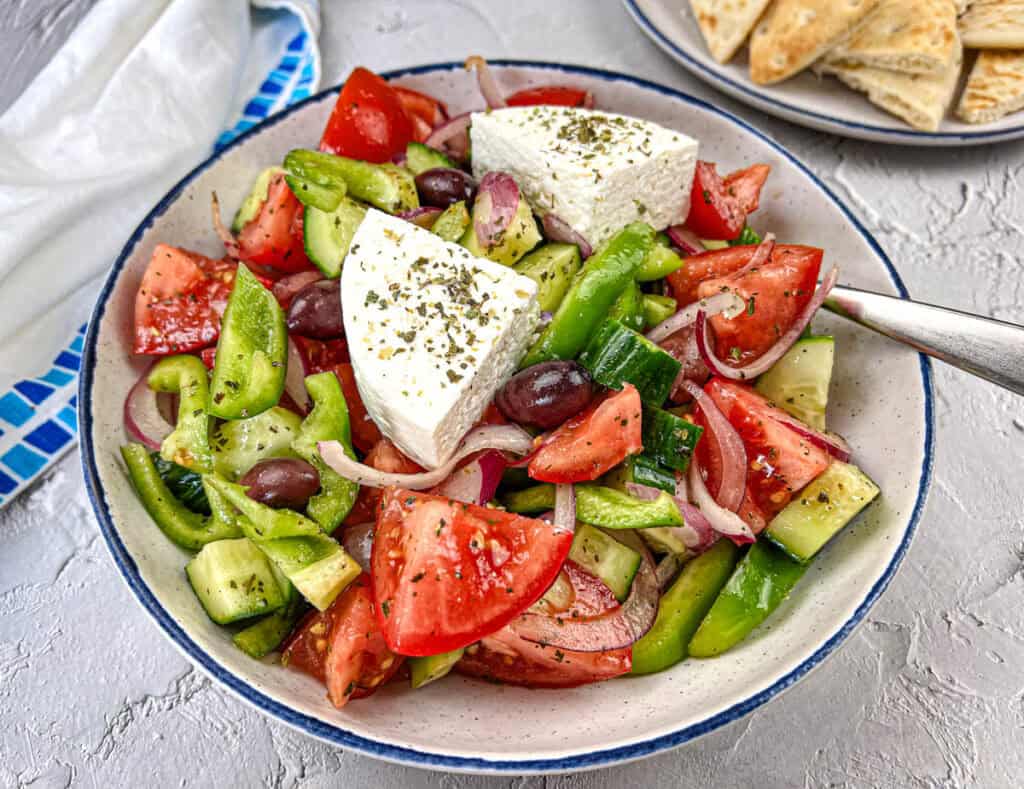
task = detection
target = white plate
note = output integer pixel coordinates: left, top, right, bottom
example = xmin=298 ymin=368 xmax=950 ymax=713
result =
xmin=625 ymin=0 xmax=1024 ymax=146
xmin=79 ymin=61 xmax=934 ymax=774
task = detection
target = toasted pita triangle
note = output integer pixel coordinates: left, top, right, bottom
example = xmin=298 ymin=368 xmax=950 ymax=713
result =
xmin=960 ymin=1 xmax=1024 ymax=49
xmin=816 ymin=42 xmax=962 ymax=131
xmin=825 ymin=0 xmax=959 ymax=75
xmin=957 ymin=49 xmax=1024 ymax=122
xmin=689 ymin=0 xmax=774 ymax=63
xmin=749 ymin=0 xmax=883 ymax=84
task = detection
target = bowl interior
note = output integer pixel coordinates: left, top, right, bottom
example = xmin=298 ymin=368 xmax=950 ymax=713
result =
xmin=626 ymin=0 xmax=1024 ymax=145
xmin=81 ymin=62 xmax=931 ymax=772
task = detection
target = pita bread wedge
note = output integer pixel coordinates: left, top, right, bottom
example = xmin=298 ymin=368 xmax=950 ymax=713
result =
xmin=689 ymin=0 xmax=774 ymax=63
xmin=816 ymin=42 xmax=963 ymax=130
xmin=824 ymin=0 xmax=959 ymax=75
xmin=749 ymin=0 xmax=883 ymax=84
xmin=957 ymin=49 xmax=1024 ymax=122
xmin=960 ymin=1 xmax=1024 ymax=49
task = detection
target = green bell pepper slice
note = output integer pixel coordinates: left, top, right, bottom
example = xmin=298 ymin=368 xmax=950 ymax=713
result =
xmin=291 ymin=371 xmax=359 ymax=531
xmin=520 ymin=222 xmax=655 ymax=367
xmin=233 ymin=588 xmax=307 ymax=658
xmin=642 ymin=294 xmax=677 ymax=330
xmin=284 ymin=149 xmax=418 ymax=214
xmin=502 ymin=483 xmax=683 ymax=529
xmin=607 ymin=280 xmax=645 ymax=332
xmin=635 ymin=243 xmax=684 ymax=281
xmin=148 ymin=354 xmax=214 ymax=473
xmin=209 ymin=264 xmax=287 ymax=420
xmin=631 ymin=539 xmax=740 ymax=674
xmin=688 ymin=540 xmax=808 ymax=658
xmin=121 ymin=444 xmax=242 ymax=551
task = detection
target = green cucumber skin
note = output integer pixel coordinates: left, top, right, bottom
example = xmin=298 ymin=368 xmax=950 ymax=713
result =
xmin=233 ymin=593 xmax=307 ymax=659
xmin=765 ymin=461 xmax=880 ymax=563
xmin=688 ymin=541 xmax=807 ymax=658
xmin=578 ymin=319 xmax=681 ymax=406
xmin=405 ymin=142 xmax=456 ymax=175
xmin=641 ymin=406 xmax=704 ymax=472
xmin=430 ymin=201 xmax=471 ymax=243
xmin=303 ymin=197 xmax=367 ymax=278
xmin=285 ymin=173 xmax=345 ymax=213
xmin=512 ymin=243 xmax=582 ymax=313
xmin=569 ymin=524 xmax=641 ymax=602
xmin=186 ymin=538 xmax=289 ymax=625
xmin=151 ymin=454 xmax=210 ymax=514
xmin=608 ymin=280 xmax=645 ymax=332
xmin=631 ymin=539 xmax=740 ymax=674
xmin=460 ymin=191 xmax=542 ymax=266
xmin=285 ymin=149 xmax=418 ymax=214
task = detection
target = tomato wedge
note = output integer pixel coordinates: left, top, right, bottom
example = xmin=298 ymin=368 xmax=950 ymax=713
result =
xmin=372 ymin=488 xmax=573 ymax=656
xmin=697 ymin=245 xmax=823 ymax=366
xmin=505 ymin=86 xmax=591 ymax=107
xmin=698 ymin=379 xmax=830 ymax=532
xmin=457 ymin=563 xmax=628 ymax=689
xmin=725 ymin=164 xmax=771 ymax=215
xmin=133 ymin=244 xmax=239 ymax=356
xmin=282 ymin=575 xmax=402 ymax=707
xmin=528 ymin=384 xmax=643 ymax=483
xmin=332 ymin=363 xmax=383 ymax=454
xmin=320 ymin=67 xmax=413 ymax=163
xmin=393 ymin=85 xmax=447 ymax=143
xmin=235 ymin=173 xmax=312 ymax=273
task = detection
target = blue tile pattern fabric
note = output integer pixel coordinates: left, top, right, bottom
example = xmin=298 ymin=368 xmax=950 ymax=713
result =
xmin=0 ymin=7 xmax=321 ymax=509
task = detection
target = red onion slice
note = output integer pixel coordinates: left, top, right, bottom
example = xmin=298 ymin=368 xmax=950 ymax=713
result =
xmin=688 ymin=459 xmax=756 ymax=544
xmin=124 ymin=367 xmax=173 ymax=451
xmin=473 ymin=172 xmax=520 ymax=250
xmin=272 ymin=270 xmax=323 ymax=309
xmin=541 ymin=214 xmax=593 ymax=259
xmin=553 ymin=483 xmax=577 ymax=534
xmin=390 ymin=151 xmax=408 ymax=166
xmin=155 ymin=392 xmax=178 ymax=427
xmin=432 ymin=450 xmax=506 ymax=505
xmin=424 ymin=113 xmax=471 ymax=160
xmin=655 ymin=554 xmax=681 ymax=590
xmin=681 ymin=380 xmax=746 ymax=512
xmin=626 ymin=479 xmax=718 ymax=555
xmin=318 ymin=424 xmax=534 ymax=488
xmin=341 ymin=521 xmax=374 ymax=572
xmin=646 ymin=291 xmax=745 ymax=344
xmin=697 ymin=267 xmax=840 ymax=382
xmin=284 ymin=337 xmax=312 ymax=413
xmin=774 ymin=412 xmax=852 ymax=462
xmin=210 ymin=192 xmax=240 ymax=258
xmin=511 ymin=530 xmax=658 ymax=652
xmin=665 ymin=225 xmax=703 ymax=256
xmin=465 ymin=55 xmax=507 ymax=109
xmin=581 ymin=91 xmax=596 ymax=109
xmin=398 ymin=206 xmax=443 ymax=229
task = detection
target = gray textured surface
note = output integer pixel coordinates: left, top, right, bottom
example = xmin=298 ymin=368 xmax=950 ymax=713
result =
xmin=2 ymin=1 xmax=1023 ymax=787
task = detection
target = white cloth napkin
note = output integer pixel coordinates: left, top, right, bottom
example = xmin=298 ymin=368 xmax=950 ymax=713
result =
xmin=0 ymin=0 xmax=321 ymax=506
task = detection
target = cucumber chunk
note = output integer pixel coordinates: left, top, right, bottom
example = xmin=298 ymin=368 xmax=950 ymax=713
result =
xmin=151 ymin=453 xmax=210 ymax=514
xmin=430 ymin=200 xmax=471 ymax=242
xmin=631 ymin=539 xmax=740 ymax=674
xmin=578 ymin=319 xmax=681 ymax=405
xmin=186 ymin=538 xmax=288 ymax=625
xmin=688 ymin=541 xmax=807 ymax=657
xmin=755 ymin=336 xmax=835 ymax=430
xmin=285 ymin=173 xmax=345 ymax=213
xmin=641 ymin=406 xmax=704 ymax=472
xmin=405 ymin=142 xmax=456 ymax=175
xmin=512 ymin=243 xmax=582 ymax=313
xmin=232 ymin=166 xmax=284 ymax=232
xmin=569 ymin=524 xmax=641 ymax=602
xmin=409 ymin=649 xmax=465 ymax=689
xmin=212 ymin=406 xmax=302 ymax=481
xmin=765 ymin=461 xmax=880 ymax=563
xmin=460 ymin=189 xmax=542 ymax=266
xmin=638 ymin=527 xmax=690 ymax=557
xmin=604 ymin=454 xmax=676 ymax=494
xmin=303 ymin=197 xmax=367 ymax=279
xmin=233 ymin=587 xmax=306 ymax=658
xmin=501 ymin=484 xmax=683 ymax=530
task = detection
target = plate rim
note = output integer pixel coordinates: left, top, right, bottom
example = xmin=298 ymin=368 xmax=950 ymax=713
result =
xmin=623 ymin=0 xmax=1024 ymax=145
xmin=78 ymin=59 xmax=935 ymax=774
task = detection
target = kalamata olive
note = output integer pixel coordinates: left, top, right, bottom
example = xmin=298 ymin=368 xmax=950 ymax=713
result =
xmin=415 ymin=167 xmax=477 ymax=208
xmin=496 ymin=361 xmax=594 ymax=429
xmin=286 ymin=280 xmax=343 ymax=339
xmin=241 ymin=458 xmax=320 ymax=510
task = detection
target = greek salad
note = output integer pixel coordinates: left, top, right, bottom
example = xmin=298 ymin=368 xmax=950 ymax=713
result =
xmin=122 ymin=57 xmax=880 ymax=707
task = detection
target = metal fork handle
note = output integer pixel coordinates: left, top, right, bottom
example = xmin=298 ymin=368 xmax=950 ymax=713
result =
xmin=823 ymin=285 xmax=1024 ymax=397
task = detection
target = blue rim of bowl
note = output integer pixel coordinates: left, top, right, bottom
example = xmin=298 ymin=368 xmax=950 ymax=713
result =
xmin=623 ymin=0 xmax=1024 ymax=144
xmin=79 ymin=60 xmax=934 ymax=773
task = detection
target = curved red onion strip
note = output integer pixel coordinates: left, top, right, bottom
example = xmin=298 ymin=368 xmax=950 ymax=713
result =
xmin=284 ymin=338 xmax=311 ymax=414
xmin=210 ymin=192 xmax=240 ymax=258
xmin=318 ymin=424 xmax=534 ymax=488
xmin=696 ymin=267 xmax=840 ymax=382
xmin=124 ymin=367 xmax=173 ymax=451
xmin=541 ymin=213 xmax=593 ymax=259
xmin=424 ymin=112 xmax=472 ymax=159
xmin=433 ymin=450 xmax=507 ymax=505
xmin=688 ymin=459 xmax=756 ymax=544
xmin=655 ymin=554 xmax=681 ymax=590
xmin=646 ymin=291 xmax=745 ymax=344
xmin=553 ymin=483 xmax=577 ymax=534
xmin=681 ymin=379 xmax=746 ymax=512
xmin=398 ymin=206 xmax=443 ymax=229
xmin=465 ymin=55 xmax=507 ymax=108
xmin=665 ymin=225 xmax=703 ymax=256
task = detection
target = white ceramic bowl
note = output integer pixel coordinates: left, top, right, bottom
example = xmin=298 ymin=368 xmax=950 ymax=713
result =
xmin=80 ymin=61 xmax=934 ymax=774
xmin=624 ymin=0 xmax=1024 ymax=146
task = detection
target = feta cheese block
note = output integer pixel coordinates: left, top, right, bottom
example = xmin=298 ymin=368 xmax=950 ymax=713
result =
xmin=341 ymin=209 xmax=540 ymax=468
xmin=470 ymin=106 xmax=699 ymax=249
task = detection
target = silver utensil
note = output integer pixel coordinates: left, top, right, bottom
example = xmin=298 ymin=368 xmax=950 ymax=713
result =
xmin=824 ymin=285 xmax=1024 ymax=396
